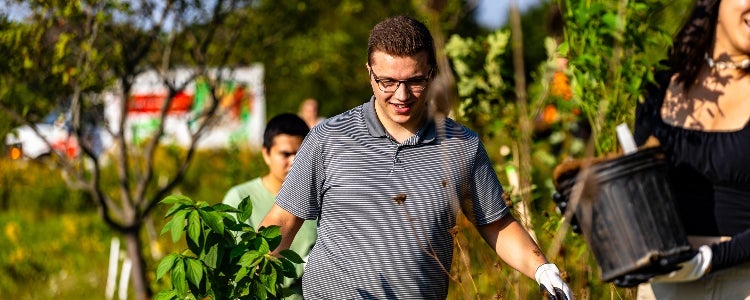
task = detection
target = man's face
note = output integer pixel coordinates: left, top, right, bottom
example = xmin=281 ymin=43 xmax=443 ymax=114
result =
xmin=367 ymin=51 xmax=432 ymax=133
xmin=262 ymin=134 xmax=304 ymax=183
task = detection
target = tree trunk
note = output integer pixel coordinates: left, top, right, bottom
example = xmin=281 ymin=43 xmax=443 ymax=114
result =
xmin=124 ymin=227 xmax=151 ymax=300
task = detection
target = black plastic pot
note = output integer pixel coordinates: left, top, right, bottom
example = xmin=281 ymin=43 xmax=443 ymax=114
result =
xmin=556 ymin=147 xmax=693 ymax=282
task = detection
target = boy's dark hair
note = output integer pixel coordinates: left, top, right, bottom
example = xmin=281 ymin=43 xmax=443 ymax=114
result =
xmin=367 ymin=16 xmax=436 ymax=72
xmin=263 ymin=113 xmax=309 ymax=149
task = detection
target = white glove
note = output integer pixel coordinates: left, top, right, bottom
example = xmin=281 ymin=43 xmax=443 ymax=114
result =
xmin=535 ymin=263 xmax=573 ymax=300
xmin=651 ymin=245 xmax=712 ymax=283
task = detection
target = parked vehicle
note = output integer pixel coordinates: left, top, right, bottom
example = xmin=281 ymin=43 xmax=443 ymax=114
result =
xmin=6 ymin=65 xmax=266 ymax=160
xmin=5 ymin=102 xmax=111 ymax=160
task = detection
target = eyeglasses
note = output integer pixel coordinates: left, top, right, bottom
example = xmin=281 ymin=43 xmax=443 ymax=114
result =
xmin=369 ymin=68 xmax=432 ymax=93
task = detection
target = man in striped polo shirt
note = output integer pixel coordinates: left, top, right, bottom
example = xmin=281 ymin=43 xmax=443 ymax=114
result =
xmin=261 ymin=15 xmax=573 ymax=299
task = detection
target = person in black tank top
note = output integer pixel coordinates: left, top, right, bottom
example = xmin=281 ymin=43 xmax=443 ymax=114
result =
xmin=633 ymin=0 xmax=750 ymax=299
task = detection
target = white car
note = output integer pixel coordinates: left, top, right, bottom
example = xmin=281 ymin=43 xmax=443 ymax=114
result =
xmin=5 ymin=110 xmax=111 ymax=160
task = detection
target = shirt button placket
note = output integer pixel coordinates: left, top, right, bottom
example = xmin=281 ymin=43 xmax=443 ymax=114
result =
xmin=390 ymin=145 xmax=403 ymax=174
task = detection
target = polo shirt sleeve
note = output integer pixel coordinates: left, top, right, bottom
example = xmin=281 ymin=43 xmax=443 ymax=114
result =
xmin=468 ymin=141 xmax=509 ymax=226
xmin=276 ymin=129 xmax=324 ymax=220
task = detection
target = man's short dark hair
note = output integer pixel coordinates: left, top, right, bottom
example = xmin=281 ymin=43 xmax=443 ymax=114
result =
xmin=367 ymin=16 xmax=436 ymax=70
xmin=263 ymin=113 xmax=309 ymax=149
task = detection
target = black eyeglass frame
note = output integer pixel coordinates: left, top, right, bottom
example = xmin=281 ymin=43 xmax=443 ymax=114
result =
xmin=369 ymin=68 xmax=433 ymax=93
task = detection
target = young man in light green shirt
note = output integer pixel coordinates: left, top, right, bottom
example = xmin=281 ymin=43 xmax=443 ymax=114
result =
xmin=222 ymin=113 xmax=317 ymax=300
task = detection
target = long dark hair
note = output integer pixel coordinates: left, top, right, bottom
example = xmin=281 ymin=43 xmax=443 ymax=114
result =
xmin=668 ymin=0 xmax=721 ymax=92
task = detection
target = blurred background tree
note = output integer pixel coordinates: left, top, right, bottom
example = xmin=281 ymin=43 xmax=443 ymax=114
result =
xmin=1 ymin=0 xmax=257 ymax=298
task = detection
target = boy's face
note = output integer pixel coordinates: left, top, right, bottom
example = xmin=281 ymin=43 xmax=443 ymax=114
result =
xmin=262 ymin=134 xmax=304 ymax=184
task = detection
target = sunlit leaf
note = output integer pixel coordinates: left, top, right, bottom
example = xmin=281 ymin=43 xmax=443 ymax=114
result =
xmin=165 ymin=203 xmax=190 ymax=218
xmin=186 ymin=258 xmax=204 ymax=287
xmin=156 ymin=253 xmax=179 ymax=280
xmin=260 ymin=267 xmax=277 ymax=296
xmin=170 ymin=210 xmax=188 ymax=243
xmin=162 ymin=194 xmax=194 ymax=206
xmin=239 ymin=250 xmax=263 ymax=268
xmin=198 ymin=209 xmax=224 ymax=235
xmin=154 ymin=290 xmax=179 ymax=300
xmin=234 ymin=266 xmax=250 ymax=283
xmin=187 ymin=210 xmax=201 ymax=246
xmin=171 ymin=259 xmax=187 ymax=295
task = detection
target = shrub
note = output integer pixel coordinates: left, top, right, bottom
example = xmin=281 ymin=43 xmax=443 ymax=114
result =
xmin=155 ymin=194 xmax=302 ymax=300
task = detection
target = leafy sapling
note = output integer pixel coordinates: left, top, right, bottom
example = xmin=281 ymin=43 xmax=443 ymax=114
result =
xmin=155 ymin=194 xmax=304 ymax=300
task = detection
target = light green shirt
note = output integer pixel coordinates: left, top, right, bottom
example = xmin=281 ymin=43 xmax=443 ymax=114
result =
xmin=222 ymin=177 xmax=317 ymax=300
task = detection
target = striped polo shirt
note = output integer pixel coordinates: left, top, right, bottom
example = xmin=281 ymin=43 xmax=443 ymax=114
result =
xmin=276 ymin=96 xmax=508 ymax=299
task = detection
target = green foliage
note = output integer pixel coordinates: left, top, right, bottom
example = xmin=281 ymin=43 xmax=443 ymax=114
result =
xmin=222 ymin=0 xmax=483 ymax=120
xmin=0 ymin=148 xmax=267 ymax=299
xmin=0 ymin=211 xmax=113 ymax=299
xmin=559 ymin=0 xmax=679 ymax=155
xmin=155 ymin=195 xmax=301 ymax=300
xmin=0 ymin=159 xmax=93 ymax=212
xmin=445 ymin=29 xmax=513 ymax=137
xmin=445 ymin=28 xmax=621 ymax=299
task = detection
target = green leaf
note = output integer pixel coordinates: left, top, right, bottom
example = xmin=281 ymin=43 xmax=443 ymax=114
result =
xmin=156 ymin=253 xmax=178 ymax=280
xmin=165 ymin=203 xmax=190 ymax=218
xmin=213 ymin=203 xmax=240 ymax=213
xmin=279 ymin=249 xmax=304 ymax=264
xmin=260 ymin=267 xmax=278 ymax=296
xmin=230 ymin=244 xmax=249 ymax=260
xmin=171 ymin=259 xmax=187 ymax=296
xmin=280 ymin=257 xmax=298 ymax=278
xmin=186 ymin=258 xmax=204 ymax=287
xmin=239 ymin=250 xmax=263 ymax=268
xmin=234 ymin=265 xmax=250 ymax=283
xmin=187 ymin=210 xmax=201 ymax=246
xmin=259 ymin=224 xmax=281 ymax=238
xmin=251 ymin=236 xmax=271 ymax=254
xmin=557 ymin=42 xmax=569 ymax=57
xmin=170 ymin=210 xmax=188 ymax=243
xmin=254 ymin=284 xmax=268 ymax=300
xmin=260 ymin=225 xmax=282 ymax=250
xmin=160 ymin=217 xmax=175 ymax=236
xmin=154 ymin=290 xmax=179 ymax=300
xmin=226 ymin=221 xmax=247 ymax=233
xmin=207 ymin=284 xmax=216 ymax=300
xmin=161 ymin=194 xmax=194 ymax=206
xmin=198 ymin=208 xmax=224 ymax=235
xmin=202 ymin=240 xmax=219 ymax=269
xmin=237 ymin=196 xmax=253 ymax=223
xmin=240 ymin=230 xmax=257 ymax=241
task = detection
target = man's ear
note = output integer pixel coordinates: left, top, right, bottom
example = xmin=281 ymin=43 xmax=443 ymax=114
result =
xmin=261 ymin=146 xmax=272 ymax=165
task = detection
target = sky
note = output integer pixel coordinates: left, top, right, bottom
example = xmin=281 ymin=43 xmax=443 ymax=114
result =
xmin=476 ymin=0 xmax=545 ymax=29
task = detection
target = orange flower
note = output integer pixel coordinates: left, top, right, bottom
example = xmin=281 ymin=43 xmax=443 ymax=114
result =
xmin=550 ymin=71 xmax=572 ymax=101
xmin=541 ymin=104 xmax=558 ymax=124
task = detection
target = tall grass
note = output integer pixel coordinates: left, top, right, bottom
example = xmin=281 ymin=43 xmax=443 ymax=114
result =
xmin=0 ymin=147 xmax=265 ymax=299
